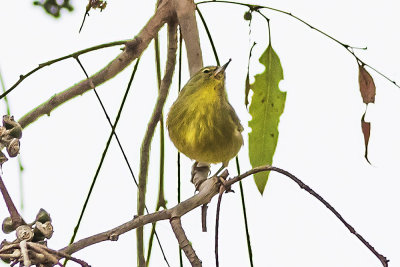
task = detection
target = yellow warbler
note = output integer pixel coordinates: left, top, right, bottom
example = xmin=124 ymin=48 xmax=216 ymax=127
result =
xmin=167 ymin=59 xmax=243 ymax=167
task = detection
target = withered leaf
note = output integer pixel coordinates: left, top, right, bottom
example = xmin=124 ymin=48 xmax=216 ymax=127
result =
xmin=361 ymin=112 xmax=371 ymax=164
xmin=358 ymin=63 xmax=376 ymax=104
xmin=245 ymin=73 xmax=250 ymax=108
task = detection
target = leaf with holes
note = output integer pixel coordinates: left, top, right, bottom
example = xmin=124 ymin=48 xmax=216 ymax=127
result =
xmin=248 ymin=44 xmax=286 ymax=194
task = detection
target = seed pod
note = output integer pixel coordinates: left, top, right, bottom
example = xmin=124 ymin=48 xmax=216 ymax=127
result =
xmin=16 ymin=225 xmax=34 ymax=241
xmin=244 ymin=11 xmax=252 ymax=21
xmin=0 ymin=126 xmax=6 ymax=137
xmin=0 ymin=152 xmax=8 ymax=167
xmin=2 ymin=217 xmax=15 ymax=234
xmin=36 ymin=208 xmax=52 ymax=223
xmin=2 ymin=115 xmax=15 ymax=129
xmin=6 ymin=138 xmax=20 ymax=157
xmin=35 ymin=221 xmax=54 ymax=239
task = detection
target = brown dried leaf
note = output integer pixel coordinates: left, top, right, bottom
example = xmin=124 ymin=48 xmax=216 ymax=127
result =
xmin=245 ymin=73 xmax=250 ymax=108
xmin=361 ymin=112 xmax=371 ymax=164
xmin=358 ymin=64 xmax=376 ymax=104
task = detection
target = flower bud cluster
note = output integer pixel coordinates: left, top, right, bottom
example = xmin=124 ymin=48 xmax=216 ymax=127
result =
xmin=0 ymin=115 xmax=22 ymax=167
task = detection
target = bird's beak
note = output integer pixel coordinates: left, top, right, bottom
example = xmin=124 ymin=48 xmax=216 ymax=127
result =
xmin=213 ymin=59 xmax=232 ymax=77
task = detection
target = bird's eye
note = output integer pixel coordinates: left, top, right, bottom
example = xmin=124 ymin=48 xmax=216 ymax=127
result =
xmin=202 ymin=68 xmax=211 ymax=73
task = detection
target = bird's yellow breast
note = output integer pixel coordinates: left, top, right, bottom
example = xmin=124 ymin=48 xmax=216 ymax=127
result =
xmin=166 ymin=63 xmax=243 ymax=165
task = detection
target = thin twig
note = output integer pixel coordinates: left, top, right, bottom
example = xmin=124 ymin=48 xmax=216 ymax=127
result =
xmin=196 ymin=0 xmax=399 ymax=89
xmin=18 ymin=0 xmax=173 ymax=128
xmin=235 ymin=157 xmax=254 ymax=267
xmin=79 ymin=11 xmax=90 ymax=33
xmin=177 ymin=27 xmax=184 ymax=267
xmin=214 ymin=185 xmax=224 ymax=267
xmin=195 ymin=6 xmax=220 ymax=66
xmin=256 ymin=10 xmax=271 ymax=43
xmin=145 ymin=31 xmax=169 ymax=267
xmin=0 ymin=68 xmax=25 ymax=211
xmin=66 ymin=58 xmax=141 ymax=252
xmin=0 ymin=68 xmax=11 ymax=114
xmin=137 ymin=20 xmax=178 ymax=267
xmin=0 ymin=40 xmax=127 ymax=101
xmin=75 ymin=57 xmax=170 ymax=267
xmin=226 ymin=165 xmax=389 ymax=267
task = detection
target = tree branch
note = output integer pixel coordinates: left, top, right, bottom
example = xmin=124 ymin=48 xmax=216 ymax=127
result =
xmin=55 ymin=165 xmax=388 ymax=267
xmin=17 ymin=0 xmax=174 ymax=128
xmin=196 ymin=0 xmax=399 ymax=89
xmin=59 ymin=175 xmax=220 ymax=257
xmin=0 ymin=174 xmax=25 ymax=228
xmin=174 ymin=0 xmax=203 ymax=75
xmin=0 ymin=40 xmax=128 ymax=101
xmin=226 ymin=166 xmax=389 ymax=267
xmin=170 ymin=217 xmax=202 ymax=267
xmin=137 ymin=18 xmax=178 ymax=267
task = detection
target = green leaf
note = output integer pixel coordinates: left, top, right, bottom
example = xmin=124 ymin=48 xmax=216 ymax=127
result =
xmin=248 ymin=44 xmax=286 ymax=194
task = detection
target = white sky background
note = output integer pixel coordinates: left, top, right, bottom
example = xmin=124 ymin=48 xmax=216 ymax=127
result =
xmin=0 ymin=0 xmax=400 ymax=266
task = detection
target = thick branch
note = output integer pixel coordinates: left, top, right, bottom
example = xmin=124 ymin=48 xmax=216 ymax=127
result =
xmin=18 ymin=0 xmax=174 ymax=128
xmin=174 ymin=0 xmax=203 ymax=75
xmin=136 ymin=19 xmax=178 ymax=267
xmin=59 ymin=176 xmax=220 ymax=257
xmin=60 ymin=210 xmax=170 ymax=256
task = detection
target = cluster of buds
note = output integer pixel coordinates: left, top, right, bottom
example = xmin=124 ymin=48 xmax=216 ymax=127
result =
xmin=1 ymin=209 xmax=54 ymax=264
xmin=0 ymin=115 xmax=22 ymax=167
xmin=2 ymin=209 xmax=53 ymax=242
